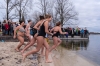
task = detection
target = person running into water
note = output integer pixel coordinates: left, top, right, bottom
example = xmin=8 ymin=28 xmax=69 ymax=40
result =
xmin=25 ymin=20 xmax=32 ymax=46
xmin=50 ymin=22 xmax=67 ymax=52
xmin=41 ymin=33 xmax=49 ymax=56
xmin=22 ymin=14 xmax=53 ymax=63
xmin=13 ymin=20 xmax=25 ymax=52
xmin=20 ymin=16 xmax=45 ymax=54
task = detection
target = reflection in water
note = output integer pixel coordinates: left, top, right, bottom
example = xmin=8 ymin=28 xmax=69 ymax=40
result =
xmin=59 ymin=35 xmax=100 ymax=66
xmin=61 ymin=40 xmax=89 ymax=51
xmin=51 ymin=39 xmax=94 ymax=66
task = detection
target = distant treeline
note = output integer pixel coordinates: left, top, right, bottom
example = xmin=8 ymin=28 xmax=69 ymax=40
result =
xmin=89 ymin=32 xmax=100 ymax=34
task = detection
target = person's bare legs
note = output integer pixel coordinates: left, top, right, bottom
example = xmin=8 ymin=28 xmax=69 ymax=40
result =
xmin=49 ymin=37 xmax=58 ymax=52
xmin=57 ymin=38 xmax=62 ymax=46
xmin=54 ymin=38 xmax=62 ymax=51
xmin=21 ymin=37 xmax=36 ymax=54
xmin=25 ymin=35 xmax=31 ymax=46
xmin=41 ymin=46 xmax=45 ymax=56
xmin=22 ymin=36 xmax=44 ymax=62
xmin=15 ymin=36 xmax=24 ymax=52
xmin=21 ymin=34 xmax=37 ymax=53
xmin=44 ymin=39 xmax=52 ymax=63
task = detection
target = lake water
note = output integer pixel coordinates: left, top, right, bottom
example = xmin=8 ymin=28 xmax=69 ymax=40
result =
xmin=61 ymin=35 xmax=100 ymax=65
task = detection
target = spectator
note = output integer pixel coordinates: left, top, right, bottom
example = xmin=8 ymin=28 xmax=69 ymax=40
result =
xmin=76 ymin=27 xmax=79 ymax=36
xmin=66 ymin=32 xmax=68 ymax=38
xmin=10 ymin=23 xmax=13 ymax=36
xmin=0 ymin=22 xmax=1 ymax=31
xmin=4 ymin=20 xmax=9 ymax=35
xmin=16 ymin=22 xmax=20 ymax=27
xmin=78 ymin=28 xmax=81 ymax=36
xmin=84 ymin=27 xmax=89 ymax=38
xmin=65 ymin=27 xmax=69 ymax=38
xmin=2 ymin=23 xmax=5 ymax=35
xmin=80 ymin=28 xmax=84 ymax=38
xmin=8 ymin=21 xmax=11 ymax=35
xmin=71 ymin=28 xmax=75 ymax=38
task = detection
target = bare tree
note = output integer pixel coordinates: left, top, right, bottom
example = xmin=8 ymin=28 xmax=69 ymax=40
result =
xmin=0 ymin=0 xmax=19 ymax=20
xmin=36 ymin=0 xmax=55 ymax=27
xmin=37 ymin=0 xmax=78 ymax=27
xmin=0 ymin=0 xmax=33 ymax=21
xmin=32 ymin=11 xmax=42 ymax=23
xmin=14 ymin=0 xmax=33 ymax=21
xmin=37 ymin=0 xmax=54 ymax=16
xmin=54 ymin=0 xmax=78 ymax=27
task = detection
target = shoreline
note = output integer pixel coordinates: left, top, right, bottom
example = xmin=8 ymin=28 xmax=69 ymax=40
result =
xmin=77 ymin=53 xmax=99 ymax=66
xmin=51 ymin=47 xmax=96 ymax=66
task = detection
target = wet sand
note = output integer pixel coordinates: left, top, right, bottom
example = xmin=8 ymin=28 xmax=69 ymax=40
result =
xmin=0 ymin=42 xmax=97 ymax=66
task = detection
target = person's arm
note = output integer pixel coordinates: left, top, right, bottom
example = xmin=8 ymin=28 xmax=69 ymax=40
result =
xmin=50 ymin=28 xmax=54 ymax=33
xmin=34 ymin=21 xmax=41 ymax=30
xmin=13 ymin=26 xmax=19 ymax=39
xmin=59 ymin=27 xmax=67 ymax=34
xmin=44 ymin=21 xmax=53 ymax=36
xmin=25 ymin=25 xmax=29 ymax=34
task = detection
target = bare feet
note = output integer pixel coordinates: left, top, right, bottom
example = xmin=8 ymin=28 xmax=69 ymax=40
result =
xmin=20 ymin=50 xmax=24 ymax=54
xmin=15 ymin=48 xmax=20 ymax=52
xmin=45 ymin=60 xmax=52 ymax=63
xmin=22 ymin=54 xmax=27 ymax=62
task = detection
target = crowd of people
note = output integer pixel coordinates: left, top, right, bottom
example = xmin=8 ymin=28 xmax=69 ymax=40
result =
xmin=1 ymin=20 xmax=20 ymax=36
xmin=0 ymin=20 xmax=89 ymax=38
xmin=62 ymin=27 xmax=89 ymax=38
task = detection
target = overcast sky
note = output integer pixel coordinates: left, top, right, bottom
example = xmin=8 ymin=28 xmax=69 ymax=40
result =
xmin=71 ymin=0 xmax=100 ymax=32
xmin=0 ymin=0 xmax=100 ymax=32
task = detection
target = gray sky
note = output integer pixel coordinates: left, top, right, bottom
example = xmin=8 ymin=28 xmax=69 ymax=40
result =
xmin=71 ymin=0 xmax=100 ymax=32
xmin=0 ymin=0 xmax=100 ymax=32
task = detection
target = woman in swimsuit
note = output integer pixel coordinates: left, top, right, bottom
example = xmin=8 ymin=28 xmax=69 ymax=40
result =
xmin=22 ymin=14 xmax=53 ymax=63
xmin=13 ymin=21 xmax=25 ymax=52
xmin=20 ymin=16 xmax=45 ymax=54
xmin=50 ymin=22 xmax=67 ymax=52
xmin=25 ymin=20 xmax=32 ymax=46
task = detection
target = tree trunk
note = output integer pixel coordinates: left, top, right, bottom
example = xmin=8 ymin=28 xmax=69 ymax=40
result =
xmin=19 ymin=0 xmax=22 ymax=21
xmin=43 ymin=0 xmax=46 ymax=16
xmin=7 ymin=0 xmax=9 ymax=20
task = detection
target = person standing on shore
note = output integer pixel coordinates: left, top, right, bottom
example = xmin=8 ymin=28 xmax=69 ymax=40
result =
xmin=13 ymin=20 xmax=25 ymax=52
xmin=22 ymin=14 xmax=53 ymax=63
xmin=80 ymin=28 xmax=84 ymax=38
xmin=2 ymin=23 xmax=5 ymax=35
xmin=10 ymin=23 xmax=13 ymax=36
xmin=50 ymin=22 xmax=67 ymax=52
xmin=84 ymin=27 xmax=89 ymax=38
xmin=5 ymin=20 xmax=9 ymax=35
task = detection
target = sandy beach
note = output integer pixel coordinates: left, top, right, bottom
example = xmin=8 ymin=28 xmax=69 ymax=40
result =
xmin=0 ymin=42 xmax=97 ymax=66
xmin=0 ymin=42 xmax=38 ymax=66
